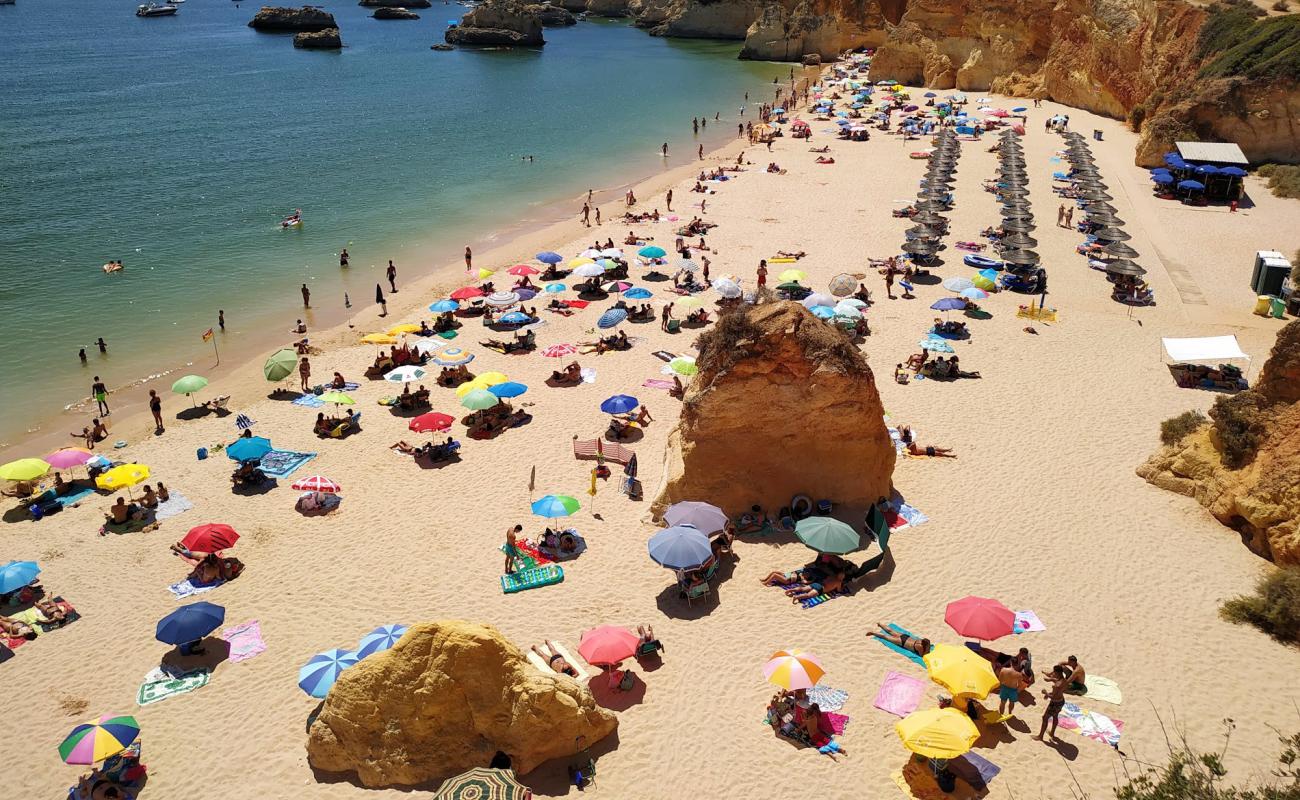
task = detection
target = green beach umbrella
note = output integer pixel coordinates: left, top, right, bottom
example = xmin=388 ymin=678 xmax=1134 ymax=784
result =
xmin=171 ymin=374 xmax=209 ymax=405
xmin=264 ymin=348 xmax=299 ymax=382
xmin=668 ymin=356 xmax=698 ymax=376
xmin=460 ymin=388 xmax=500 ymax=411
xmin=0 ymin=458 xmax=51 ymax=482
xmin=58 ymin=714 xmax=140 ymax=765
xmin=794 ymin=516 xmax=862 ymax=554
xmin=531 ymin=494 xmax=580 ymax=518
xmin=318 ymin=391 xmax=355 ymax=407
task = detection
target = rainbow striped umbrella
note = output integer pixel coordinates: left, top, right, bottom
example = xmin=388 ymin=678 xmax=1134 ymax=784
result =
xmin=59 ymin=715 xmax=140 ymax=765
xmin=763 ymin=649 xmax=825 ymax=690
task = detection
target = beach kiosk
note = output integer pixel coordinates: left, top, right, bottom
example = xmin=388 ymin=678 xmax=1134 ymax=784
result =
xmin=1251 ymin=250 xmax=1293 ymax=318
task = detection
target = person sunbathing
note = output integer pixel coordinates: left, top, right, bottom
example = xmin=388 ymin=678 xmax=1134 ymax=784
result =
xmin=868 ymin=622 xmax=932 ymax=656
xmin=532 ymin=641 xmax=579 ymax=678
xmin=391 ymin=440 xmax=427 ymax=456
xmin=907 ymin=440 xmax=956 ymax=458
xmin=814 ymin=155 xmax=836 ymax=164
xmin=139 ymin=484 xmax=158 ymax=510
xmin=776 ymin=251 xmax=806 ymax=260
xmin=0 ymin=615 xmax=37 ymax=640
xmin=34 ymin=596 xmax=67 ymax=625
xmin=785 ymin=570 xmax=845 ymax=602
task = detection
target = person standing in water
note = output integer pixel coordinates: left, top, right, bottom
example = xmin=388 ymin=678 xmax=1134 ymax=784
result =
xmin=387 ymin=260 xmax=398 ymax=293
xmin=698 ymin=144 xmax=703 ymax=160
xmin=376 ymin=284 xmax=387 ymax=317
xmin=78 ymin=348 xmax=87 ymax=364
xmin=340 ymin=248 xmax=349 ymax=268
xmin=218 ymin=310 xmax=225 ymax=331
xmin=301 ymin=283 xmax=311 ymax=307
xmin=96 ymin=337 xmax=108 ymax=354
xmin=92 ymin=376 xmax=109 ymax=416
xmin=661 ymin=143 xmax=668 ymax=157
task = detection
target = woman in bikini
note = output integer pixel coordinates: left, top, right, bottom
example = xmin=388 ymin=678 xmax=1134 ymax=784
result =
xmin=531 ymin=641 xmax=578 ymax=678
xmin=0 ymin=615 xmax=37 ymax=640
xmin=867 ymin=622 xmax=932 ymax=656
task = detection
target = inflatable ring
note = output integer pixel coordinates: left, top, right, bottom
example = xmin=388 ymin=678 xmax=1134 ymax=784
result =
xmin=790 ymin=494 xmax=813 ymax=520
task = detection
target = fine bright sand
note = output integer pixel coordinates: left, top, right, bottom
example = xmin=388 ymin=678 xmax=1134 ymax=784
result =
xmin=8 ymin=73 xmax=1300 ymax=800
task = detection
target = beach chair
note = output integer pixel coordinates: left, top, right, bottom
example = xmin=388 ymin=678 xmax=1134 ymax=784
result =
xmin=683 ymin=580 xmax=711 ymax=606
xmin=329 ymin=413 xmax=361 ymax=438
xmin=567 ymin=737 xmax=597 ymax=790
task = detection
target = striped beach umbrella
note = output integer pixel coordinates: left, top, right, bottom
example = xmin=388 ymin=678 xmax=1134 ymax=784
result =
xmin=434 ymin=347 xmax=474 ymax=366
xmin=58 ymin=715 xmax=140 ymax=765
xmin=597 ymin=308 xmax=628 ymax=329
xmin=385 ymin=366 xmax=427 ymax=384
xmin=298 ymin=648 xmax=360 ymax=698
xmin=356 ymin=624 xmax=408 ymax=659
xmin=541 ymin=343 xmax=577 ymax=358
xmin=290 ymin=476 xmax=341 ymax=494
xmin=234 ymin=414 xmax=256 ymax=432
xmin=432 ymin=767 xmax=529 ymax=800
xmin=763 ymin=649 xmax=825 ymax=690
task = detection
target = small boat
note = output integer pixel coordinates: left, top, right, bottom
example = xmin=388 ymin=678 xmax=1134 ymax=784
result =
xmin=136 ymin=2 xmax=178 ymax=16
xmin=963 ymin=254 xmax=1003 ymax=269
xmin=280 ymin=209 xmax=303 ymax=229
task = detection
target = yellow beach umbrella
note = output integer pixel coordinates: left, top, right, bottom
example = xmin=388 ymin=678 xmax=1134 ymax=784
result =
xmin=895 ymin=707 xmax=979 ymax=759
xmin=568 ymin=257 xmax=594 ymax=269
xmin=778 ymin=269 xmax=807 ymax=283
xmin=386 ymin=323 xmax=422 ymax=336
xmin=318 ymin=391 xmax=355 ymax=406
xmin=762 ymin=649 xmax=825 ymax=690
xmin=475 ymin=371 xmax=508 ymax=386
xmin=674 ymin=296 xmax=704 ymax=310
xmin=95 ymin=463 xmax=150 ymax=493
xmin=455 ymin=379 xmax=491 ymax=398
xmin=0 ymin=458 xmax=51 ymax=482
xmin=971 ymin=275 xmax=996 ymax=291
xmin=923 ymin=644 xmax=998 ymax=700
xmin=477 ymin=268 xmax=495 ymax=280
xmin=361 ymin=333 xmax=397 ymax=345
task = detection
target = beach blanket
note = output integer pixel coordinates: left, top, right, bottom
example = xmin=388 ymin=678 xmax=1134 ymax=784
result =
xmin=500 ymin=564 xmax=564 ymax=594
xmin=137 ymin=668 xmax=211 ymax=706
xmin=806 ymin=686 xmax=848 ymax=713
xmin=100 ymin=512 xmax=158 ymax=536
xmin=651 ymin=350 xmax=677 ymax=362
xmin=1013 ymin=609 xmax=1045 ymax=634
xmin=1078 ymin=675 xmax=1123 ymax=705
xmin=54 ymin=486 xmax=96 ymax=508
xmin=1059 ymin=702 xmax=1124 ymax=747
xmin=259 ymin=450 xmax=316 ymax=479
xmin=642 ymin=378 xmax=677 ymax=391
xmin=883 ymin=503 xmax=929 ymax=532
xmin=292 ymin=394 xmax=324 ymax=408
xmin=951 ymin=752 xmax=1001 ymax=789
xmin=3 ymin=598 xmax=79 ymax=647
xmin=580 ymin=367 xmax=597 ymax=384
xmin=565 ymin=300 xmax=590 ymax=309
xmin=221 ymin=620 xmax=266 ymax=663
xmin=167 ymin=577 xmax=223 ymax=600
xmin=824 ymin=712 xmax=850 ymax=735
xmin=873 ymin=623 xmax=927 ymax=667
xmin=154 ymin=492 xmax=194 ymax=521
xmin=874 ymin=670 xmax=926 ymax=717
xmin=800 ymin=590 xmax=847 ymax=609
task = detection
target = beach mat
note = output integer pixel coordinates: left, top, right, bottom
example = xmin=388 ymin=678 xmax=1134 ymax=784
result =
xmin=259 ymin=450 xmax=316 ymax=479
xmin=221 ymin=620 xmax=266 ymax=663
xmin=1079 ymin=675 xmax=1122 ymax=705
xmin=806 ymin=685 xmax=848 ymax=713
xmin=525 ymin=641 xmax=590 ymax=682
xmin=54 ymin=487 xmax=96 ymax=508
xmin=168 ymin=577 xmax=223 ymax=600
xmin=1059 ymin=702 xmax=1123 ymax=747
xmin=950 ymin=752 xmax=1001 ymax=789
xmin=1013 ymin=609 xmax=1045 ymax=634
xmin=642 ymin=378 xmax=677 ymax=390
xmin=137 ymin=668 xmax=211 ymax=706
xmin=824 ymin=711 xmax=850 ymax=736
xmin=291 ymin=394 xmax=324 ymax=408
xmin=500 ymin=564 xmax=564 ymax=594
xmin=874 ymin=670 xmax=926 ymax=717
xmin=873 ymin=623 xmax=927 ymax=667
xmin=800 ymin=590 xmax=846 ymax=609
xmin=154 ymin=493 xmax=194 ymax=521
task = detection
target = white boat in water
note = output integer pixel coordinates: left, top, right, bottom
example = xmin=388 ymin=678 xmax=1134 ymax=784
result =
xmin=136 ymin=3 xmax=179 ymax=17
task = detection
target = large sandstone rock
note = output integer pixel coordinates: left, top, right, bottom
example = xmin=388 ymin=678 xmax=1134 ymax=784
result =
xmin=373 ymin=6 xmax=420 ymax=19
xmin=248 ymin=5 xmax=337 ymax=31
xmin=1138 ymin=321 xmax=1300 ymax=564
xmin=360 ymin=0 xmax=431 ymax=7
xmin=445 ymin=0 xmax=545 ymax=45
xmin=306 ymin=621 xmax=617 ymax=787
xmin=653 ymin=301 xmax=895 ymax=516
xmin=294 ymin=27 xmax=343 ymax=48
xmin=524 ymin=3 xmax=578 ymax=25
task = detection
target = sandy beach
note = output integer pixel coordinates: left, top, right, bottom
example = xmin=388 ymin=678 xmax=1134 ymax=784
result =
xmin=7 ymin=66 xmax=1300 ymax=800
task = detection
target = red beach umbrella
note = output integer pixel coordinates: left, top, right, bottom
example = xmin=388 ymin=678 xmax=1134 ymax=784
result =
xmin=945 ymin=596 xmax=1015 ymax=640
xmin=291 ymin=476 xmax=342 ymax=494
xmin=449 ymin=286 xmax=484 ymax=301
xmin=577 ymin=625 xmax=639 ymax=666
xmin=409 ymin=412 xmax=454 ymax=433
xmin=507 ymin=264 xmax=539 ymax=276
xmin=181 ymin=523 xmax=240 ymax=552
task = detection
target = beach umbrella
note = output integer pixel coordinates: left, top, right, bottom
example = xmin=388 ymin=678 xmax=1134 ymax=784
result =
xmin=1088 ymin=213 xmax=1126 ymax=227
xmin=429 ymin=299 xmax=460 ymax=314
xmin=901 ymin=241 xmax=938 ymax=255
xmin=298 ymin=648 xmax=359 ymax=698
xmin=794 ymin=516 xmax=861 ymax=554
xmin=912 ymin=212 xmax=947 ymax=225
xmin=411 ymin=340 xmax=444 ymax=356
xmin=514 ymin=288 xmax=538 ymax=301
xmin=677 ymin=259 xmax=699 ymax=272
xmin=674 ymin=296 xmax=705 ymax=311
xmin=434 ymin=347 xmax=474 ymax=366
xmin=386 ymin=323 xmax=423 ymax=336
xmin=180 ymin=523 xmax=240 ymax=552
xmin=938 ymin=276 xmax=974 ymax=294
xmin=449 ymin=287 xmax=484 ymax=301
xmin=638 ymin=245 xmax=667 ymax=259
xmin=356 ymin=624 xmax=408 ymax=659
xmin=602 ymin=280 xmax=633 ymax=293
xmin=600 ymin=248 xmax=624 ymax=259
xmin=498 ymin=311 xmax=532 ymax=326
xmin=1085 ymin=201 xmax=1118 ymax=214
xmin=1104 ymin=259 xmax=1147 ymax=277
xmin=489 ymin=382 xmax=528 ymax=399
xmin=573 ymin=264 xmax=605 ymax=278
xmin=600 ymin=394 xmax=640 ymax=415
xmin=945 ymin=596 xmax=1016 ymax=639
xmin=409 ymin=412 xmax=454 ymax=433
xmin=959 ymin=287 xmax=989 ymax=300
xmin=536 ymin=251 xmax=562 ymax=264
xmin=171 ymin=375 xmax=209 ymax=404
xmin=0 ymin=560 xmax=40 ymax=594
xmin=896 ymin=708 xmax=979 ymax=760
xmin=319 ymin=391 xmax=354 ymax=408
xmin=647 ymin=524 xmax=712 ymax=570
xmin=775 ymin=282 xmax=804 ymax=292
xmin=541 ymin=343 xmax=577 ymax=358
xmin=485 ymin=291 xmax=520 ymax=307
xmin=95 ymin=463 xmax=150 ymax=492
xmin=924 ymin=643 xmax=999 ymax=698
xmin=226 ymin=436 xmax=272 ymax=463
xmin=264 ymin=348 xmax=299 ymax=382
xmin=763 ymin=649 xmax=825 ymax=690
xmin=460 ymin=389 xmax=499 ymax=411
xmin=156 ymin=600 xmax=225 ymax=646
xmin=385 ymin=366 xmax=427 ymax=384
xmin=668 ymin=356 xmax=698 ymax=376
xmin=832 ymin=304 xmax=863 ymax=319
xmin=1103 ymin=241 xmax=1139 ymax=258
xmin=810 ymin=306 xmax=836 ymax=320
xmin=569 ymin=257 xmax=594 ymax=269
xmin=838 ymin=297 xmax=867 ymax=309
xmin=58 ymin=715 xmax=140 ymax=765
xmin=431 ymin=767 xmax=529 ymax=800
xmin=663 ymin=501 xmax=728 ymax=535
xmin=1220 ymin=166 xmax=1248 ymax=178
xmin=712 ymin=279 xmax=742 ymax=299
xmin=531 ymin=494 xmax=579 ymax=519
xmin=1091 ymin=226 xmax=1131 ymax=242
xmin=44 ymin=448 xmax=93 ymax=470
xmin=1002 ymin=249 xmax=1040 ymax=265
xmin=802 ymin=293 xmax=836 ymax=309
xmin=476 ymin=269 xmax=495 ymax=281
xmin=455 ymin=379 xmax=491 ymax=398
xmin=543 ymin=283 xmax=567 ymax=294
xmin=507 ymin=264 xmax=539 ymax=276
xmin=1001 ymin=221 xmax=1037 ymax=233
xmin=931 ymin=297 xmax=967 ymax=312
xmin=578 ymin=625 xmax=639 ymax=666
xmin=777 ymin=268 xmax=808 ymax=283
xmin=999 ymin=233 xmax=1038 ymax=249
xmin=289 ymin=474 xmax=341 ymax=495
xmin=360 ymin=333 xmax=398 ymax=346
xmin=0 ymin=457 xmax=51 ymax=482
xmin=625 ymin=287 xmax=654 ymax=300
xmin=919 ymin=337 xmax=955 ymax=353
xmin=597 ymin=308 xmax=628 ymax=329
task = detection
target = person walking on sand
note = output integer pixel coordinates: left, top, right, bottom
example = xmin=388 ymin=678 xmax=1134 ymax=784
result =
xmin=464 ymin=246 xmax=473 ymax=272
xmin=581 ymin=203 xmax=591 ymax=227
xmin=1033 ymin=669 xmax=1068 ymax=742
xmin=595 ymin=207 xmax=601 ymax=226
xmin=376 ymin=284 xmax=387 ymax=317
xmin=1064 ymin=207 xmax=1073 ymax=228
xmin=149 ymin=389 xmax=164 ymax=434
xmin=91 ymin=376 xmax=109 ymax=416
xmin=299 ymin=357 xmax=312 ymax=392
xmin=218 ymin=309 xmax=225 ymax=331
xmin=340 ymin=248 xmax=349 ymax=268
xmin=757 ymin=259 xmax=768 ymax=288
xmin=666 ymin=188 xmax=673 ymax=212
xmin=1057 ymin=204 xmax=1065 ymax=227
xmin=301 ymin=283 xmax=311 ymax=307
xmin=387 ymin=260 xmax=398 ymax=293
xmin=504 ymin=524 xmax=522 ymax=575
xmin=885 ymin=270 xmax=895 ymax=299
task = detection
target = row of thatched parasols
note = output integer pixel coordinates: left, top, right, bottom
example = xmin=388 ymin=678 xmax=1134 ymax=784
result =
xmin=1060 ymin=131 xmax=1145 ymax=282
xmin=901 ymin=129 xmax=962 ymax=261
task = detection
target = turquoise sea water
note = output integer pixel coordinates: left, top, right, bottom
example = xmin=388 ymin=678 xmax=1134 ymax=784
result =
xmin=0 ymin=1 xmax=790 ymax=446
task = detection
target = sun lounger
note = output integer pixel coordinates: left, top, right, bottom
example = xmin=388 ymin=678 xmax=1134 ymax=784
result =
xmin=500 ymin=564 xmax=564 ymax=594
xmin=572 ymin=437 xmax=634 ymax=465
xmin=526 ymin=641 xmax=591 ymax=682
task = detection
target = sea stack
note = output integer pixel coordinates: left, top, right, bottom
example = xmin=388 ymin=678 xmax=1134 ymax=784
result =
xmin=293 ymin=27 xmax=343 ymax=48
xmin=247 ymin=5 xmax=337 ymax=31
xmin=372 ymin=6 xmax=420 ymax=19
xmin=444 ymin=0 xmax=545 ymax=47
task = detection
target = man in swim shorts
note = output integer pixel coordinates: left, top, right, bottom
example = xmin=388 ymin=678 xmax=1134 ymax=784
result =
xmin=996 ymin=663 xmax=1024 ymax=715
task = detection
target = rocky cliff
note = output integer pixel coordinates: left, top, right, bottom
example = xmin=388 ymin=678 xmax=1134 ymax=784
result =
xmin=1138 ymin=321 xmax=1300 ymax=565
xmin=446 ymin=0 xmax=546 ymax=45
xmin=653 ymin=301 xmax=895 ymax=516
xmin=306 ymin=620 xmax=617 ymax=787
xmin=248 ymin=5 xmax=337 ymax=31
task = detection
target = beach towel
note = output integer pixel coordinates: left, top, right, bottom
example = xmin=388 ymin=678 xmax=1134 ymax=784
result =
xmin=100 ymin=512 xmax=158 ymax=536
xmin=154 ymin=492 xmax=194 ymax=521
xmin=874 ymin=670 xmax=926 ymax=717
xmin=950 ymin=752 xmax=1001 ymax=789
xmin=36 ymin=598 xmax=79 ymax=632
xmin=580 ymin=367 xmax=597 ymax=384
xmin=1058 ymin=703 xmax=1123 ymax=747
xmin=54 ymin=486 xmax=96 ymax=508
xmin=651 ymin=350 xmax=676 ymax=362
xmin=800 ymin=590 xmax=847 ymax=609
xmin=1079 ymin=675 xmax=1123 ymax=705
xmin=292 ymin=394 xmax=325 ymax=408
xmin=259 ymin=450 xmax=316 ymax=479
xmin=500 ymin=564 xmax=564 ymax=594
xmin=1013 ymin=609 xmax=1045 ymax=634
xmin=642 ymin=378 xmax=677 ymax=390
xmin=137 ymin=668 xmax=210 ymax=706
xmin=168 ymin=577 xmax=223 ymax=600
xmin=221 ymin=620 xmax=267 ymax=663
xmin=885 ymin=503 xmax=929 ymax=531
xmin=824 ymin=712 xmax=850 ymax=735
xmin=564 ymin=300 xmax=590 ymax=309
xmin=525 ymin=641 xmax=590 ymax=682
xmin=806 ymin=686 xmax=848 ymax=713
xmin=873 ymin=623 xmax=927 ymax=667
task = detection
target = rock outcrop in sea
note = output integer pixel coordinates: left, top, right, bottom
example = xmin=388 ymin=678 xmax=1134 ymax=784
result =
xmin=526 ymin=2 xmax=578 ymax=25
xmin=294 ymin=28 xmax=343 ymax=48
xmin=654 ymin=301 xmax=895 ymax=516
xmin=305 ymin=621 xmax=617 ymax=787
xmin=360 ymin=0 xmax=432 ymax=7
xmin=1138 ymin=320 xmax=1300 ymax=564
xmin=247 ymin=5 xmax=338 ymax=31
xmin=445 ymin=0 xmax=547 ymax=46
xmin=373 ymin=6 xmax=420 ymax=19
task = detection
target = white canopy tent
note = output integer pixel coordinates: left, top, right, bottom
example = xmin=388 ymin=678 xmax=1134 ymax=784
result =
xmin=1161 ymin=334 xmax=1253 ymax=379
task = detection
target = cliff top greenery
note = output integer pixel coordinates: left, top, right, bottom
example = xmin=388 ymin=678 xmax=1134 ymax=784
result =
xmin=1198 ymin=3 xmax=1300 ymax=81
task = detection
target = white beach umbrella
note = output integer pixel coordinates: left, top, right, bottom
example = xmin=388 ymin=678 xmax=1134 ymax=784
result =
xmin=411 ymin=340 xmax=444 ymax=356
xmin=677 ymin=259 xmax=699 ymax=273
xmin=801 ymin=293 xmax=836 ymax=309
xmin=384 ymin=366 xmax=427 ymax=384
xmin=712 ymin=278 xmax=742 ymax=299
xmin=838 ymin=298 xmax=867 ymax=309
xmin=599 ymin=248 xmax=623 ymax=259
xmin=485 ymin=291 xmax=521 ymax=307
xmin=579 ymin=248 xmax=603 ymax=259
xmin=572 ymin=264 xmax=605 ymax=278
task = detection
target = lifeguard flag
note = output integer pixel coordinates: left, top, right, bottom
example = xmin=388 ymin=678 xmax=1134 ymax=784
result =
xmin=201 ymin=328 xmax=214 ymax=342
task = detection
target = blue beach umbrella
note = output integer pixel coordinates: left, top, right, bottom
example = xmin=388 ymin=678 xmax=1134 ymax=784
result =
xmin=810 ymin=305 xmax=836 ymax=319
xmin=978 ymin=268 xmax=1000 ymax=282
xmin=1195 ymin=164 xmax=1219 ymax=176
xmin=498 ymin=311 xmax=531 ymax=325
xmin=1152 ymin=173 xmax=1174 ymax=185
xmin=930 ymin=298 xmax=967 ymax=311
xmin=429 ymin=299 xmax=459 ymax=313
xmin=515 ymin=288 xmax=538 ymax=301
xmin=597 ymin=308 xmax=628 ymax=329
xmin=647 ymin=525 xmax=712 ymax=570
xmin=600 ymin=394 xmax=639 ymax=414
xmin=544 ymin=283 xmax=566 ymax=293
xmin=156 ymin=601 xmax=225 ymax=645
xmin=923 ymin=92 xmax=937 ymax=98
xmin=1012 ymin=106 xmax=1027 ymax=112
xmin=0 ymin=560 xmax=40 ymax=594
xmin=1219 ymin=166 xmax=1247 ymax=178
xmin=638 ymin=245 xmax=667 ymax=259
xmin=356 ymin=624 xmax=408 ymax=659
xmin=959 ymin=287 xmax=989 ymax=300
xmin=919 ymin=336 xmax=955 ymax=353
xmin=298 ymin=648 xmax=359 ymax=698
xmin=536 ymin=251 xmax=562 ymax=264
xmin=226 ymin=436 xmax=272 ymax=463
xmin=531 ymin=494 xmax=580 ymax=518
xmin=1177 ymin=180 xmax=1205 ymax=191
xmin=624 ymin=287 xmax=653 ymax=299
xmin=489 ymin=381 xmax=528 ymax=398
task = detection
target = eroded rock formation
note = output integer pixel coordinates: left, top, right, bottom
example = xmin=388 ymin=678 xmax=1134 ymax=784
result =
xmin=294 ymin=28 xmax=343 ymax=48
xmin=525 ymin=3 xmax=578 ymax=25
xmin=1138 ymin=321 xmax=1300 ymax=564
xmin=445 ymin=0 xmax=546 ymax=45
xmin=654 ymin=301 xmax=895 ymax=516
xmin=360 ymin=0 xmax=432 ymax=7
xmin=306 ymin=620 xmax=617 ymax=787
xmin=248 ymin=5 xmax=337 ymax=31
xmin=373 ymin=6 xmax=420 ymax=18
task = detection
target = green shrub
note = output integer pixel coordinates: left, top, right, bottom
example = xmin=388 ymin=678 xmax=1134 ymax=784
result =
xmin=1160 ymin=410 xmax=1208 ymax=445
xmin=1221 ymin=566 xmax=1300 ymax=643
xmin=1258 ymin=164 xmax=1300 ymax=199
xmin=1273 ymin=0 xmax=1290 ymax=12
xmin=1129 ymin=103 xmax=1148 ymax=132
xmin=1199 ymin=11 xmax=1300 ymax=81
xmin=1209 ymin=391 xmax=1268 ymax=468
xmin=1115 ymin=721 xmax=1300 ymax=799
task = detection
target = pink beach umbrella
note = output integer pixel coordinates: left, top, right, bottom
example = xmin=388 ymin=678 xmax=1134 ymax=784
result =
xmin=291 ymin=476 xmax=341 ymax=494
xmin=45 ymin=448 xmax=94 ymax=470
xmin=541 ymin=343 xmax=578 ymax=358
xmin=578 ymin=625 xmax=639 ymax=666
xmin=944 ymin=596 xmax=1016 ymax=640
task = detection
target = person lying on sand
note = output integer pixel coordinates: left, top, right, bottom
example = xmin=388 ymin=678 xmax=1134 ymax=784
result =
xmin=33 ymin=596 xmax=67 ymax=625
xmin=532 ymin=641 xmax=579 ymax=678
xmin=777 ymin=251 xmax=807 ymax=260
xmin=907 ymin=441 xmax=956 ymax=458
xmin=785 ymin=569 xmax=845 ymax=602
xmin=0 ymin=615 xmax=37 ymax=640
xmin=814 ymin=156 xmax=836 ymax=164
xmin=867 ymin=622 xmax=932 ymax=656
